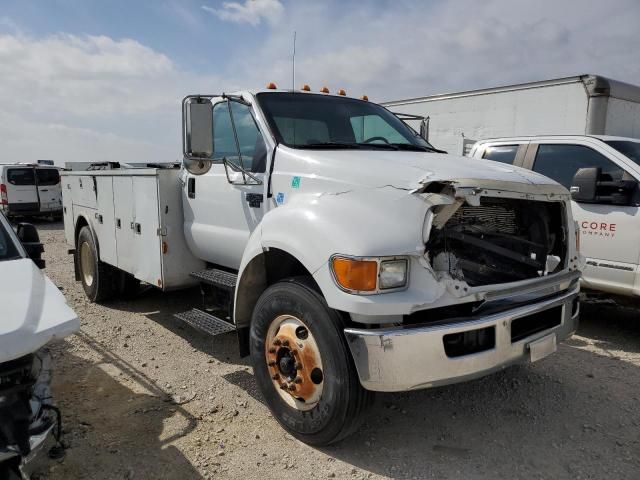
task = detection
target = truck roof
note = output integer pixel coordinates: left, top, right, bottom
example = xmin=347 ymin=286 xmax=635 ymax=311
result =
xmin=382 ymin=74 xmax=640 ymax=107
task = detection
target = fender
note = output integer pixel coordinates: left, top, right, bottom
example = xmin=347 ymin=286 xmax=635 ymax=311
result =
xmin=234 ymin=186 xmax=431 ymax=326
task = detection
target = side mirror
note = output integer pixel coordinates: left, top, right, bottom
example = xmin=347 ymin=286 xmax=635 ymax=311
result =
xmin=571 ymin=167 xmax=635 ymax=205
xmin=183 ymin=96 xmax=213 ymax=175
xmin=16 ymin=223 xmax=45 ymax=269
xmin=570 ymin=167 xmax=598 ymax=202
xmin=419 ymin=117 xmax=430 ymax=142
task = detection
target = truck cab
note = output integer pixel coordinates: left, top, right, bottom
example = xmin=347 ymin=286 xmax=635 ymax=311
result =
xmin=63 ymin=88 xmax=582 ymax=445
xmin=470 ymin=135 xmax=640 ymax=299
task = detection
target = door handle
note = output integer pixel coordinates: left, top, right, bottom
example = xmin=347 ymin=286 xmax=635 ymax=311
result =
xmin=245 ymin=193 xmax=264 ymax=208
xmin=188 ymin=178 xmax=196 ymax=199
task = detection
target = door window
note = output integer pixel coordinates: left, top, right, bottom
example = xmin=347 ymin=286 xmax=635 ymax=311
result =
xmin=36 ymin=169 xmax=60 ymax=186
xmin=533 ymin=144 xmax=625 ymax=189
xmin=483 ymin=145 xmax=518 ymax=164
xmin=212 ymin=101 xmax=267 ymax=173
xmin=7 ymin=168 xmax=35 ymax=186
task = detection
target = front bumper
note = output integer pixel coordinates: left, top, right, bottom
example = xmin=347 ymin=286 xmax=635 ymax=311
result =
xmin=344 ymin=284 xmax=580 ymax=392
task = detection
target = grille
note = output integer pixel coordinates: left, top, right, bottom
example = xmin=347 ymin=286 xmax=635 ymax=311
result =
xmin=449 ymin=202 xmax=517 ymax=234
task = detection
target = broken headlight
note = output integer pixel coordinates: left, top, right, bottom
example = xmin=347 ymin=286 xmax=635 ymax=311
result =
xmin=379 ymin=259 xmax=408 ymax=289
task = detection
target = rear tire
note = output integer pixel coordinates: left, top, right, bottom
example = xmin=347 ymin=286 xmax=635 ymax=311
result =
xmin=77 ymin=226 xmax=113 ymax=302
xmin=250 ymin=278 xmax=373 ymax=446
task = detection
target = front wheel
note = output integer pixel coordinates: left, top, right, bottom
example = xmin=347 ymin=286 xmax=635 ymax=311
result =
xmin=250 ymin=278 xmax=373 ymax=445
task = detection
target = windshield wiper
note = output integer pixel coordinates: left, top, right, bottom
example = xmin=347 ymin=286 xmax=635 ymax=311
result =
xmin=294 ymin=142 xmax=363 ymax=149
xmin=391 ymin=143 xmax=446 ymax=153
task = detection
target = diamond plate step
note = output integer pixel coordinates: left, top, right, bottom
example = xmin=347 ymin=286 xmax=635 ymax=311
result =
xmin=174 ymin=308 xmax=236 ymax=337
xmin=190 ymin=269 xmax=237 ymax=290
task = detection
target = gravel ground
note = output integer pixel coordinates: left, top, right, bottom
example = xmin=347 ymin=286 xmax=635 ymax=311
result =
xmin=25 ymin=221 xmax=640 ymax=479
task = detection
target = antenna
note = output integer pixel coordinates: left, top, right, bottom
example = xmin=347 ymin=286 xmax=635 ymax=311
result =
xmin=292 ymin=31 xmax=296 ymax=90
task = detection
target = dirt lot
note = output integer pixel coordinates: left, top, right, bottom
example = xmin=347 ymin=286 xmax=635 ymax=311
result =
xmin=26 ymin=222 xmax=640 ymax=479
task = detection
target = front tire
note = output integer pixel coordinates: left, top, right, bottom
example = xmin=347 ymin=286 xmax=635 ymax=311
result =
xmin=77 ymin=226 xmax=113 ymax=302
xmin=250 ymin=278 xmax=373 ymax=445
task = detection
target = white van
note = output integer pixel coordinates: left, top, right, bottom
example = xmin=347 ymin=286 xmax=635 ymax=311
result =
xmin=0 ymin=164 xmax=63 ymax=218
xmin=470 ymin=135 xmax=640 ymax=299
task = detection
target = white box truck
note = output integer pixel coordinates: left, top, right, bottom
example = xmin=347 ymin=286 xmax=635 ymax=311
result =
xmin=383 ymin=74 xmax=640 ymax=155
xmin=62 ymin=87 xmax=582 ymax=445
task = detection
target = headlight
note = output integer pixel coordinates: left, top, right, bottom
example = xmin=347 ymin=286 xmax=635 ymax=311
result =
xmin=379 ymin=259 xmax=408 ymax=289
xmin=330 ymin=256 xmax=408 ymax=294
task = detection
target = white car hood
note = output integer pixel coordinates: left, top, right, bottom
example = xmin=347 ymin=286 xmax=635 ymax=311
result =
xmin=278 ymin=147 xmax=567 ymax=195
xmin=0 ymin=258 xmax=79 ymax=362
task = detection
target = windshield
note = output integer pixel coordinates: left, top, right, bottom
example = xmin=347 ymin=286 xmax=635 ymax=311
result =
xmin=256 ymin=92 xmax=436 ymax=151
xmin=605 ymin=140 xmax=640 ymax=166
xmin=0 ymin=216 xmax=21 ymax=261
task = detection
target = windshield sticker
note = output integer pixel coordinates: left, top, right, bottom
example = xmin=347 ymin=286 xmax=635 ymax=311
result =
xmin=276 ymin=192 xmax=285 ymax=205
xmin=291 ymin=176 xmax=301 ymax=188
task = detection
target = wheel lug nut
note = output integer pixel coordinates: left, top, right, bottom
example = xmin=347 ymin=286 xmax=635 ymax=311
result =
xmin=288 ymin=385 xmax=296 ymax=391
xmin=282 ymin=340 xmax=290 ymax=347
xmin=268 ymin=361 xmax=276 ymax=367
xmin=294 ymin=377 xmax=302 ymax=384
xmin=294 ymin=363 xmax=302 ymax=370
xmin=272 ymin=373 xmax=280 ymax=380
xmin=268 ymin=347 xmax=276 ymax=354
xmin=280 ymin=384 xmax=287 ymax=390
xmin=273 ymin=339 xmax=282 ymax=346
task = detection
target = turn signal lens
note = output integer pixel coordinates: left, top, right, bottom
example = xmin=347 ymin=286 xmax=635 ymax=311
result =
xmin=0 ymin=184 xmax=7 ymax=205
xmin=332 ymin=257 xmax=377 ymax=292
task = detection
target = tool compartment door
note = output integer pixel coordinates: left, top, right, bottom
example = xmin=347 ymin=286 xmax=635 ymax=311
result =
xmin=131 ymin=175 xmax=162 ymax=286
xmin=113 ymin=176 xmax=135 ymax=273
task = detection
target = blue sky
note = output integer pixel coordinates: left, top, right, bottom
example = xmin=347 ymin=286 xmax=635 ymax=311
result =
xmin=0 ymin=0 xmax=639 ymax=164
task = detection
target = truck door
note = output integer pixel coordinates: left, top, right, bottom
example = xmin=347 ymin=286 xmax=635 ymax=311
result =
xmin=5 ymin=167 xmax=39 ymax=214
xmin=183 ymin=99 xmax=267 ymax=270
xmin=528 ymin=142 xmax=640 ymax=295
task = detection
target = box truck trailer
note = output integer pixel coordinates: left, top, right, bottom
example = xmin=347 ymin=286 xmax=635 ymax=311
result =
xmin=383 ymin=74 xmax=640 ymax=155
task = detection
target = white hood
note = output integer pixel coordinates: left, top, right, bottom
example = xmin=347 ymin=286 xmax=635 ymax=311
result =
xmin=0 ymin=259 xmax=79 ymax=362
xmin=276 ymin=147 xmax=567 ymax=195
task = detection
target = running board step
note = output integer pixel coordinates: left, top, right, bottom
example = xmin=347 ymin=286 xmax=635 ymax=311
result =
xmin=174 ymin=309 xmax=236 ymax=337
xmin=190 ymin=269 xmax=237 ymax=290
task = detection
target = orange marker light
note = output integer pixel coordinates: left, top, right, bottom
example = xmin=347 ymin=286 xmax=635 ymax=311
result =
xmin=266 ymin=82 xmax=278 ymax=89
xmin=361 ymin=95 xmax=369 ymax=101
xmin=337 ymin=89 xmax=346 ymax=96
xmin=332 ymin=257 xmax=377 ymax=292
xmin=320 ymin=86 xmax=330 ymax=93
xmin=301 ymin=84 xmax=311 ymax=91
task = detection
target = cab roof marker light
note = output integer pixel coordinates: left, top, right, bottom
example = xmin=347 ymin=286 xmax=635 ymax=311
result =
xmin=320 ymin=86 xmax=330 ymax=93
xmin=361 ymin=95 xmax=369 ymax=101
xmin=267 ymin=82 xmax=278 ymax=89
xmin=301 ymin=84 xmax=311 ymax=91
xmin=337 ymin=89 xmax=346 ymax=96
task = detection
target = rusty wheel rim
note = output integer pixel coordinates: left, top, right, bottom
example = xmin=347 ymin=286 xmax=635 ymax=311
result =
xmin=265 ymin=314 xmax=324 ymax=411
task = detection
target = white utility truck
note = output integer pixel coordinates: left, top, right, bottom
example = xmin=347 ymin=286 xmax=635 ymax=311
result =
xmin=470 ymin=135 xmax=640 ymax=300
xmin=383 ymin=74 xmax=640 ymax=155
xmin=62 ymin=87 xmax=582 ymax=445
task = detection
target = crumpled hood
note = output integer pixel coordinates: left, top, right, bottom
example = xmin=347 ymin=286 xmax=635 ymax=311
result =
xmin=278 ymin=147 xmax=567 ymax=194
xmin=0 ymin=258 xmax=79 ymax=362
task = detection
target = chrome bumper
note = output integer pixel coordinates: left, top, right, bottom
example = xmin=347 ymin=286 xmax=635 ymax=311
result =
xmin=344 ymin=285 xmax=580 ymax=392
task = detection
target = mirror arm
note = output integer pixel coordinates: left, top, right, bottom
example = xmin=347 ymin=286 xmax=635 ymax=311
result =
xmin=223 ymin=158 xmax=263 ymax=185
xmin=226 ymin=100 xmax=247 ymax=183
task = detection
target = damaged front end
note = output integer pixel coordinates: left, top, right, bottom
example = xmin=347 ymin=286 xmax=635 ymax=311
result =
xmin=426 ymin=194 xmax=567 ymax=286
xmin=0 ymin=349 xmax=61 ymax=470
